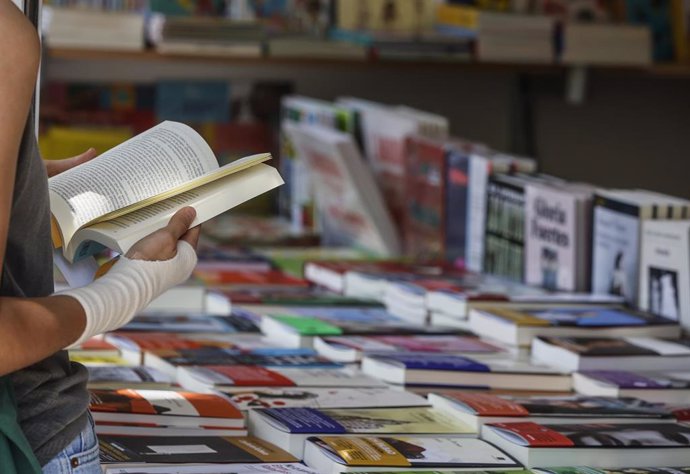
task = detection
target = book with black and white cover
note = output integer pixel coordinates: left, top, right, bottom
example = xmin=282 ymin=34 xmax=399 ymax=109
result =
xmin=177 ymin=366 xmax=386 ymax=393
xmin=89 ymin=389 xmax=245 ymax=428
xmin=85 ymin=366 xmax=172 ymax=390
xmin=303 ymin=435 xmax=521 ymax=473
xmin=218 ymin=387 xmax=428 ymax=411
xmin=524 ymin=181 xmax=594 ymax=292
xmin=103 ymin=462 xmax=319 ymax=474
xmin=248 ymin=406 xmax=476 ymax=457
xmin=428 ymin=392 xmax=675 ymax=430
xmin=314 ymin=334 xmax=502 ymax=363
xmin=482 ymin=421 xmax=690 ymax=468
xmin=361 ymin=353 xmax=571 ymax=391
xmin=573 ymin=369 xmax=690 ymax=404
xmin=99 ymin=435 xmax=297 ymax=465
xmin=532 ymin=336 xmax=690 ymax=373
xmin=286 ymin=122 xmax=401 ymax=256
xmin=468 ymin=305 xmax=679 ymax=347
xmin=591 ymin=190 xmax=690 ymax=305
xmin=638 ymin=220 xmax=690 ymax=331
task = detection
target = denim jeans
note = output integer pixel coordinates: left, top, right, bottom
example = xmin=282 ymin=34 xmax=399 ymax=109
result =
xmin=42 ymin=414 xmax=100 ymax=474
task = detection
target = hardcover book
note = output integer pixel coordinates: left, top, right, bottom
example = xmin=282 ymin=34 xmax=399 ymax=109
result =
xmin=49 ymin=121 xmax=283 ymax=263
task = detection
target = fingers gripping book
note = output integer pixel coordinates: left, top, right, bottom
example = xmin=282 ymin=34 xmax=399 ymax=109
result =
xmin=49 ymin=121 xmax=283 ymax=264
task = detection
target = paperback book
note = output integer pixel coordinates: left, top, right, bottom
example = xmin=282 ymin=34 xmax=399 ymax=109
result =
xmin=120 ymin=310 xmax=261 ymax=334
xmin=85 ymin=366 xmax=172 ymax=390
xmin=303 ymin=435 xmax=521 ymax=473
xmin=482 ymin=421 xmax=690 ymax=467
xmin=249 ymin=406 xmax=476 ymax=457
xmin=361 ymin=353 xmax=571 ymax=391
xmin=428 ymin=392 xmax=674 ymax=429
xmin=573 ymin=369 xmax=690 ymax=403
xmin=468 ymin=305 xmax=679 ymax=347
xmin=531 ymin=336 xmax=690 ymax=372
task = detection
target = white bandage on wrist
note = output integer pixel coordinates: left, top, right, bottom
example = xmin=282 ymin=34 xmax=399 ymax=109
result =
xmin=59 ymin=241 xmax=197 ymax=349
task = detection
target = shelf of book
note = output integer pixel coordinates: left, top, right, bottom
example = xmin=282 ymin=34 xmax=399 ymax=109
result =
xmin=46 ymin=47 xmax=690 ymax=77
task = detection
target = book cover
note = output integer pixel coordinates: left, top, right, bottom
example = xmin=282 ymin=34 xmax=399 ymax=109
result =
xmin=306 ymin=436 xmax=520 ymax=468
xmin=320 ymin=335 xmax=501 ymax=354
xmin=591 ymin=195 xmax=642 ymax=304
xmin=121 ymin=311 xmax=260 ymax=333
xmin=90 ymin=389 xmax=242 ymax=420
xmin=258 ymin=407 xmax=473 ymax=434
xmin=638 ymin=220 xmax=690 ymax=330
xmin=482 ymin=307 xmax=674 ymax=328
xmin=99 ymin=435 xmax=297 ymax=464
xmin=576 ymin=369 xmax=690 ymax=390
xmin=524 ymin=184 xmax=580 ymax=291
xmin=220 ymin=387 xmax=427 ymax=411
xmin=435 ymin=392 xmax=671 ymax=418
xmin=445 ymin=148 xmax=471 ymax=266
xmin=147 ymin=347 xmax=339 ymax=368
xmin=193 ymin=269 xmax=309 ymax=288
xmin=86 ymin=366 xmax=172 ymax=387
xmin=179 ymin=365 xmax=384 ymax=389
xmin=536 ymin=336 xmax=690 ymax=357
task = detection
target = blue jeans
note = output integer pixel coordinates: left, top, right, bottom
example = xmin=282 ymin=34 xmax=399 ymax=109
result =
xmin=42 ymin=414 xmax=101 ymax=474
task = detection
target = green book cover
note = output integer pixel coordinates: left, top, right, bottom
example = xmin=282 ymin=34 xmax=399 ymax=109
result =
xmin=270 ymin=315 xmax=343 ymax=336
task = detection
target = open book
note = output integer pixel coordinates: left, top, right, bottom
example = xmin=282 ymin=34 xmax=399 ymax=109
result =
xmin=49 ymin=121 xmax=283 ymax=262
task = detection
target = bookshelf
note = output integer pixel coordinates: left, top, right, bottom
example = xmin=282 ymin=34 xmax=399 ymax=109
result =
xmin=47 ymin=47 xmax=690 ymax=77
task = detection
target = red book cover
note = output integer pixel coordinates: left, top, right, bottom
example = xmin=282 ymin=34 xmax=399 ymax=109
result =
xmin=404 ymin=136 xmax=448 ymax=260
xmin=90 ymin=389 xmax=243 ymax=420
xmin=110 ymin=332 xmax=230 ymax=351
xmin=441 ymin=393 xmax=529 ymax=417
xmin=193 ymin=269 xmax=309 ymax=287
xmin=488 ymin=422 xmax=575 ymax=447
xmin=204 ymin=366 xmax=297 ymax=387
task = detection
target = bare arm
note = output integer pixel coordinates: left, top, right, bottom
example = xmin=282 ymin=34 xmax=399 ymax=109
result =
xmin=0 ymin=3 xmax=200 ymax=376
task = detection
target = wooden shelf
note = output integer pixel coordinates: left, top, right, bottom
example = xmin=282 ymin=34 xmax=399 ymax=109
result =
xmin=46 ymin=47 xmax=690 ymax=77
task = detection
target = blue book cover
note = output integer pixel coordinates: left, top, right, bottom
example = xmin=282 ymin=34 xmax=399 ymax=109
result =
xmin=261 ymin=408 xmax=346 ymax=434
xmin=368 ymin=353 xmax=490 ymax=372
xmin=528 ymin=307 xmax=672 ymax=327
xmin=156 ymin=81 xmax=231 ymax=123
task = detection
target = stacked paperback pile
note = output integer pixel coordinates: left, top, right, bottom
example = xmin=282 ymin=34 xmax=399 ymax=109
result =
xmin=62 ymin=240 xmax=690 ymax=472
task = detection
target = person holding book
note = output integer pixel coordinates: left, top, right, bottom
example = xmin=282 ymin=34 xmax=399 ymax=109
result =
xmin=0 ymin=3 xmax=200 ymax=473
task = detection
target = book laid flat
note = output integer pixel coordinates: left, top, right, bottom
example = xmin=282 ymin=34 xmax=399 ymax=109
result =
xmin=119 ymin=311 xmax=261 ymax=334
xmin=99 ymin=435 xmax=297 ymax=465
xmin=49 ymin=121 xmax=283 ymax=262
xmin=103 ymin=462 xmax=319 ymax=474
xmin=248 ymin=406 xmax=476 ymax=457
xmin=85 ymin=366 xmax=172 ymax=390
xmin=482 ymin=421 xmax=690 ymax=468
xmin=89 ymin=389 xmax=244 ymax=428
xmin=428 ymin=392 xmax=676 ymax=429
xmin=142 ymin=347 xmax=339 ymax=377
xmin=302 ymin=436 xmax=521 ymax=473
xmin=361 ymin=353 xmax=571 ymax=391
xmin=217 ymin=387 xmax=428 ymax=411
xmin=177 ymin=366 xmax=386 ymax=393
xmin=468 ymin=306 xmax=679 ymax=347
xmin=533 ymin=468 xmax=690 ymax=474
xmin=531 ymin=336 xmax=690 ymax=372
xmin=314 ymin=335 xmax=503 ymax=363
xmin=573 ymin=369 xmax=690 ymax=403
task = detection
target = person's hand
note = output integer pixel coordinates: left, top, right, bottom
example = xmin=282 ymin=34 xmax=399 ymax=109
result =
xmin=45 ymin=148 xmax=99 ymax=177
xmin=125 ymin=207 xmax=201 ymax=261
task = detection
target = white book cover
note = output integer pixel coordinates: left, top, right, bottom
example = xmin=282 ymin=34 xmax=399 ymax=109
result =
xmin=591 ymin=202 xmax=641 ymax=304
xmin=218 ymin=387 xmax=428 ymax=411
xmin=524 ymin=184 xmax=579 ymax=291
xmin=465 ymin=154 xmax=490 ymax=273
xmin=639 ymin=220 xmax=690 ymax=330
xmin=286 ymin=122 xmax=401 ymax=256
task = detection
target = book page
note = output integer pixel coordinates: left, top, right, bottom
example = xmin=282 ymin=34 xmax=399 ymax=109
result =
xmin=49 ymin=121 xmax=218 ymax=245
xmin=67 ymin=164 xmax=283 ymax=262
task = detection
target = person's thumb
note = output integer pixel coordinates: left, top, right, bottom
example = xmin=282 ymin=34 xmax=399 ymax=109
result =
xmin=166 ymin=207 xmax=197 ymax=240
